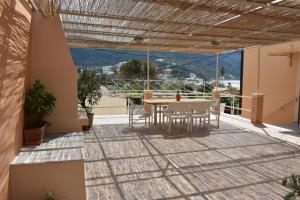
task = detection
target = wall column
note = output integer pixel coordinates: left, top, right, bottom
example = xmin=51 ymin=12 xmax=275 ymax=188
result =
xmin=144 ymin=90 xmax=153 ymax=113
xmin=251 ymin=93 xmax=264 ymax=123
xmin=212 ymin=90 xmax=221 ymax=100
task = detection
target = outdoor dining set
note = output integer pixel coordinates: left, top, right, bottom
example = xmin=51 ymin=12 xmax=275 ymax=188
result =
xmin=128 ymin=94 xmax=220 ymax=134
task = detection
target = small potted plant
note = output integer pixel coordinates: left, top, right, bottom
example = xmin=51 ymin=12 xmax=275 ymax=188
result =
xmin=77 ymin=68 xmax=102 ymax=130
xmin=24 ymin=80 xmax=56 ymax=145
xmin=282 ymin=174 xmax=300 ymax=200
xmin=44 ymin=192 xmax=56 ymax=200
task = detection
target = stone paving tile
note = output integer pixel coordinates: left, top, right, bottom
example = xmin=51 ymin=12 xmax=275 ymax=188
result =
xmin=85 ymin=123 xmax=299 ymax=200
xmin=205 ymin=181 xmax=290 ymax=200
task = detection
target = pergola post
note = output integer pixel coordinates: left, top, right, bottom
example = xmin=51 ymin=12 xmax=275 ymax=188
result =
xmin=215 ymin=52 xmax=219 ymax=91
xmin=147 ymin=50 xmax=150 ymax=90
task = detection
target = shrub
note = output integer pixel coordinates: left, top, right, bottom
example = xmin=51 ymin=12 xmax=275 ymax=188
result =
xmin=24 ymin=80 xmax=56 ymax=128
xmin=282 ymin=174 xmax=300 ymax=200
xmin=78 ymin=68 xmax=102 ymax=113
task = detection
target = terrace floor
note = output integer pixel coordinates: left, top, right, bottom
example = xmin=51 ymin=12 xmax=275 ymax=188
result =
xmin=84 ymin=116 xmax=300 ymax=200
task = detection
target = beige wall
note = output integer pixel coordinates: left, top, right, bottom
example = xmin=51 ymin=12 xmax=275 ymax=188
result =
xmin=30 ymin=13 xmax=87 ymax=132
xmin=0 ymin=1 xmax=32 ymax=199
xmin=242 ymin=41 xmax=300 ymax=125
xmin=10 ymin=161 xmax=86 ymax=200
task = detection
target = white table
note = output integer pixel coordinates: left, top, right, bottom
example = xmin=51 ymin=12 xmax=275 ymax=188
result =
xmin=143 ymin=98 xmax=210 ymax=126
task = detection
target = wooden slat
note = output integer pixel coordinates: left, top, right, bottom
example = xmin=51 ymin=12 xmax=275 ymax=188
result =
xmin=62 ymin=21 xmax=284 ymax=43
xmin=60 ymin=10 xmax=300 ymax=38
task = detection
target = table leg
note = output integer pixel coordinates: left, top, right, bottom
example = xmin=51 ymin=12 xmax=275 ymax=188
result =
xmin=154 ymin=104 xmax=158 ymax=125
xmin=159 ymin=105 xmax=162 ymax=126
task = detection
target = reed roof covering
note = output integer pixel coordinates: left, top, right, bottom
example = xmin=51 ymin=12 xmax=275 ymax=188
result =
xmin=31 ymin=0 xmax=300 ymax=53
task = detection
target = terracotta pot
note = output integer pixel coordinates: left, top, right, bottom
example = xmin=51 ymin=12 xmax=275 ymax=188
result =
xmin=87 ymin=112 xmax=94 ymax=127
xmin=82 ymin=125 xmax=90 ymax=131
xmin=23 ymin=126 xmax=46 ymax=146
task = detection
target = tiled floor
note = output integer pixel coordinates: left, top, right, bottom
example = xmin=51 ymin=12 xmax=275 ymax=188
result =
xmin=84 ymin=121 xmax=300 ymax=200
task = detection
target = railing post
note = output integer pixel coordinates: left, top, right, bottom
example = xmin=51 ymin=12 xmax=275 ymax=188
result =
xmin=232 ymin=96 xmax=235 ymax=115
xmin=212 ymin=90 xmax=221 ymax=100
xmin=251 ymin=93 xmax=264 ymax=123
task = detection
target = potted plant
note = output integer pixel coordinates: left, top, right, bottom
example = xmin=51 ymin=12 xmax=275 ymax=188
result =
xmin=282 ymin=174 xmax=300 ymax=200
xmin=24 ymin=80 xmax=56 ymax=145
xmin=77 ymin=68 xmax=102 ymax=130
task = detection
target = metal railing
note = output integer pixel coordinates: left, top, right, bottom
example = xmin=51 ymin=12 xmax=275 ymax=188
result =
xmin=221 ymin=93 xmax=252 ymax=114
xmin=105 ymin=89 xmax=253 ymax=116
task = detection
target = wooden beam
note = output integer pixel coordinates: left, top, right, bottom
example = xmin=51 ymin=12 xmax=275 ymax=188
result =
xmin=60 ymin=10 xmax=300 ymax=38
xmin=62 ymin=21 xmax=284 ymax=43
xmin=64 ymin=28 xmax=271 ymax=45
xmin=68 ymin=41 xmax=221 ymax=53
xmin=66 ymin=37 xmax=241 ymax=50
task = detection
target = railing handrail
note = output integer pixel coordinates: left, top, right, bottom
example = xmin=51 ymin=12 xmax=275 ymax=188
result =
xmin=107 ymin=89 xmax=254 ymax=115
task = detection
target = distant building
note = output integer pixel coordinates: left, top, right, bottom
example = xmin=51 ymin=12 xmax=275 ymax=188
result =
xmin=158 ymin=67 xmax=178 ymax=81
xmin=184 ymin=73 xmax=203 ymax=85
xmin=102 ymin=66 xmax=114 ymax=75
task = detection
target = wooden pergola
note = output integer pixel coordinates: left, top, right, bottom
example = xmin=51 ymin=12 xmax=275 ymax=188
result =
xmin=30 ymin=0 xmax=300 ymax=53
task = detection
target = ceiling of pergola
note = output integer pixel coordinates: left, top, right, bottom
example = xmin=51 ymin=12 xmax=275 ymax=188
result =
xmin=32 ymin=0 xmax=300 ymax=53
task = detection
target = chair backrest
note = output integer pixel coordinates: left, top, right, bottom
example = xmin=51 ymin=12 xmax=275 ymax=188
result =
xmin=189 ymin=101 xmax=210 ymax=114
xmin=210 ymin=98 xmax=220 ymax=113
xmin=128 ymin=98 xmax=135 ymax=113
xmin=168 ymin=102 xmax=191 ymax=113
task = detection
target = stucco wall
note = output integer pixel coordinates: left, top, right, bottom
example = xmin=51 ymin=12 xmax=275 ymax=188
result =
xmin=0 ymin=1 xmax=32 ymax=199
xmin=242 ymin=41 xmax=300 ymax=125
xmin=10 ymin=161 xmax=86 ymax=200
xmin=30 ymin=13 xmax=86 ymax=132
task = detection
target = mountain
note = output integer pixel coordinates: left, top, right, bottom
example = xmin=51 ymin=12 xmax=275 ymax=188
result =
xmin=70 ymin=48 xmax=241 ymax=80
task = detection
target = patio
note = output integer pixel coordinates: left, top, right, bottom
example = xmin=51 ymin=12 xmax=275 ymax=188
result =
xmin=2 ymin=1 xmax=300 ymax=199
xmin=84 ymin=116 xmax=300 ymax=200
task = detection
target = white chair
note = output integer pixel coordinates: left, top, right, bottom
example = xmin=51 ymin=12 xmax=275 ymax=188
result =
xmin=189 ymin=101 xmax=211 ymax=133
xmin=128 ymin=99 xmax=152 ymax=128
xmin=210 ymin=98 xmax=220 ymax=128
xmin=165 ymin=102 xmax=191 ymax=134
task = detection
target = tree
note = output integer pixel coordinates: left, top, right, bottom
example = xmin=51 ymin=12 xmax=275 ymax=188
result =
xmin=219 ymin=66 xmax=225 ymax=77
xmin=119 ymin=59 xmax=156 ymax=79
xmin=219 ymin=66 xmax=226 ymax=84
xmin=197 ymin=82 xmax=213 ymax=93
xmin=77 ymin=68 xmax=102 ymax=113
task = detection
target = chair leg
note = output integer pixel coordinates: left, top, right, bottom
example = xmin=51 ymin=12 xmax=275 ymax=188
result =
xmin=208 ymin=115 xmax=211 ymax=134
xmin=217 ymin=113 xmax=220 ymax=129
xmin=187 ymin=118 xmax=190 ymax=133
xmin=190 ymin=117 xmax=193 ymax=132
xmin=168 ymin=119 xmax=172 ymax=134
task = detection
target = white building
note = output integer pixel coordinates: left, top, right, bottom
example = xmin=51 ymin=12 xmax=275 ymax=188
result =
xmin=184 ymin=73 xmax=204 ymax=85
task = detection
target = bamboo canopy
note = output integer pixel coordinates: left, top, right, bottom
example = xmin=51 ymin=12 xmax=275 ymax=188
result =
xmin=30 ymin=0 xmax=300 ymax=53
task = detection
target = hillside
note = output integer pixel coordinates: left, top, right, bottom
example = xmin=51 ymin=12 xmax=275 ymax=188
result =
xmin=70 ymin=48 xmax=241 ymax=80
